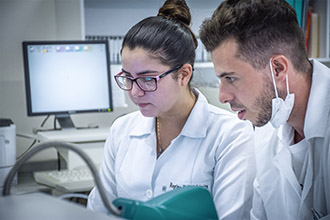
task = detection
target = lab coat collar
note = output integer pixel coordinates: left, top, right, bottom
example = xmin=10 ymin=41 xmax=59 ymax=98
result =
xmin=277 ymin=123 xmax=294 ymax=146
xmin=128 ymin=89 xmax=208 ymax=139
xmin=273 ymin=60 xmax=330 ymax=205
xmin=304 ymin=60 xmax=330 ymax=140
xmin=179 ymin=89 xmax=208 ymax=138
xmin=273 ymin=125 xmax=307 ymax=200
xmin=129 ymin=114 xmax=155 ymax=137
xmin=277 ymin=60 xmax=330 ymax=142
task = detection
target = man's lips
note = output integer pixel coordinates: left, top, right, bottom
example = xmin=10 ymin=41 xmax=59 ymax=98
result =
xmin=237 ymin=110 xmax=246 ymax=120
xmin=232 ymin=108 xmax=246 ymax=120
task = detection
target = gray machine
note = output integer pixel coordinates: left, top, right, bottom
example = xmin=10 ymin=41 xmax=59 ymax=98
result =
xmin=0 ymin=119 xmax=17 ymax=187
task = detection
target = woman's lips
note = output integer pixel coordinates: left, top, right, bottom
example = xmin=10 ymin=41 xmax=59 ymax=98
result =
xmin=138 ymin=103 xmax=149 ymax=108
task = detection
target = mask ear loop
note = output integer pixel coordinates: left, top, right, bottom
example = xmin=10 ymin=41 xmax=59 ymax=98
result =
xmin=285 ymin=74 xmax=290 ymax=95
xmin=269 ymin=58 xmax=291 ymax=97
xmin=269 ymin=58 xmax=279 ymax=98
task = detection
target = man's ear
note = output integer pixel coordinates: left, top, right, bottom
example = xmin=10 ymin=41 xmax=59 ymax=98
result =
xmin=178 ymin=63 xmax=193 ymax=86
xmin=270 ymin=55 xmax=289 ymax=87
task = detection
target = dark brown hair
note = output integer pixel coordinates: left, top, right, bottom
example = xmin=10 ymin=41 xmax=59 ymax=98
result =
xmin=199 ymin=0 xmax=311 ymax=72
xmin=122 ymin=0 xmax=197 ymax=70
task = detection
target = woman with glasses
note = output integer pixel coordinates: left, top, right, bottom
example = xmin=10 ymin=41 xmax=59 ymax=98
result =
xmin=87 ymin=0 xmax=256 ymax=219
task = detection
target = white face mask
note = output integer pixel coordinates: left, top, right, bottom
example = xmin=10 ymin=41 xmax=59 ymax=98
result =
xmin=269 ymin=59 xmax=295 ymax=128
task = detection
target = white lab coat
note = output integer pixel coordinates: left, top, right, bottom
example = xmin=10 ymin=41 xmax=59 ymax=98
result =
xmin=251 ymin=60 xmax=330 ymax=220
xmin=88 ymin=89 xmax=256 ymax=219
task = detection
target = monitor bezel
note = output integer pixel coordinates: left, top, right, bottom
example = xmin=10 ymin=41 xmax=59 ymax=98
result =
xmin=22 ymin=40 xmax=113 ymax=119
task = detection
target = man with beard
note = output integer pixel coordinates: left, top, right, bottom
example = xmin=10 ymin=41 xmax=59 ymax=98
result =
xmin=199 ymin=0 xmax=330 ymax=219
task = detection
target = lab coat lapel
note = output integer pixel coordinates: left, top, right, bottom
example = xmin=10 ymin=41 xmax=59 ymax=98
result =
xmin=130 ymin=116 xmax=157 ymax=156
xmin=273 ymin=144 xmax=302 ymax=197
xmin=299 ymin=144 xmax=313 ymax=217
xmin=273 ymin=126 xmax=302 ymax=198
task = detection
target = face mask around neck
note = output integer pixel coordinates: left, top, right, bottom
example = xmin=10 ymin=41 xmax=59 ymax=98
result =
xmin=269 ymin=59 xmax=295 ymax=128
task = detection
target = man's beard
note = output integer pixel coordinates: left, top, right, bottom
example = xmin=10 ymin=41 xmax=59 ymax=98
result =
xmin=253 ymin=74 xmax=286 ymax=127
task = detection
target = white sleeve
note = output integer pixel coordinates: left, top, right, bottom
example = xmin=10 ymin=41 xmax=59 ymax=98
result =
xmin=250 ymin=179 xmax=267 ymax=220
xmin=87 ymin=128 xmax=118 ymax=214
xmin=213 ymin=121 xmax=256 ymax=220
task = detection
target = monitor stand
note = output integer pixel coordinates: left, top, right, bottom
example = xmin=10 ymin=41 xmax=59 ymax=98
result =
xmin=56 ymin=114 xmax=75 ymax=129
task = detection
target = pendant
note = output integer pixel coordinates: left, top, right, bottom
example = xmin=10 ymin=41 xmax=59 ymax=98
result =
xmin=157 ymin=148 xmax=163 ymax=158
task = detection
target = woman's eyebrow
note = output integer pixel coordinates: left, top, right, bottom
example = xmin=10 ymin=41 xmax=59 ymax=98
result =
xmin=121 ymin=68 xmax=159 ymax=76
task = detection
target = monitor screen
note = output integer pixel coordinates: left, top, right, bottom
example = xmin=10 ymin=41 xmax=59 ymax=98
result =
xmin=22 ymin=40 xmax=113 ymax=128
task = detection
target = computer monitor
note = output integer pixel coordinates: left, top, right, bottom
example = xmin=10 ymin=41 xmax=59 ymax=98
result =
xmin=22 ymin=40 xmax=113 ymax=129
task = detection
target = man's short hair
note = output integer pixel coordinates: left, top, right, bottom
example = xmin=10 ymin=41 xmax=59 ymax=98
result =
xmin=199 ymin=0 xmax=310 ymax=72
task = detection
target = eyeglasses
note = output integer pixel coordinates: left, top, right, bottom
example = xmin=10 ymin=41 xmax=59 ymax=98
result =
xmin=114 ymin=64 xmax=183 ymax=92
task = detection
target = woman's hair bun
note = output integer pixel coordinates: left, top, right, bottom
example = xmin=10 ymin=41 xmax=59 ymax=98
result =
xmin=157 ymin=0 xmax=191 ymax=27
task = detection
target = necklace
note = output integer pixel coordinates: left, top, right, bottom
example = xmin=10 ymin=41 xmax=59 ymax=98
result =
xmin=155 ymin=93 xmax=196 ymax=158
xmin=156 ymin=117 xmax=163 ymax=158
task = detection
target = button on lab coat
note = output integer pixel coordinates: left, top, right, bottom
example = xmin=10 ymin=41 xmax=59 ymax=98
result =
xmin=251 ymin=60 xmax=330 ymax=220
xmin=88 ymin=90 xmax=256 ymax=219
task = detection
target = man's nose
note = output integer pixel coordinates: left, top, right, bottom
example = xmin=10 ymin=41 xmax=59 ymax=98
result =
xmin=218 ymin=83 xmax=234 ymax=104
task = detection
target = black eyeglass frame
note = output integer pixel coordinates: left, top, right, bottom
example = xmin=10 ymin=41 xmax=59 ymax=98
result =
xmin=114 ymin=64 xmax=183 ymax=92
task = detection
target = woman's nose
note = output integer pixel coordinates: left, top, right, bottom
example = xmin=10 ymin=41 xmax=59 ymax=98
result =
xmin=130 ymin=81 xmax=145 ymax=97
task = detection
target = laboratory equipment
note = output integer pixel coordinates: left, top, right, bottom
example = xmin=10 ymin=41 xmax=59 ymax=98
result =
xmin=3 ymin=141 xmax=218 ymax=220
xmin=0 ymin=119 xmax=17 ymax=187
xmin=0 ymin=192 xmax=122 ymax=220
xmin=35 ymin=127 xmax=108 ymax=169
xmin=22 ymin=40 xmax=113 ymax=129
xmin=114 ymin=186 xmax=218 ymax=220
xmin=3 ymin=141 xmax=120 ymax=216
